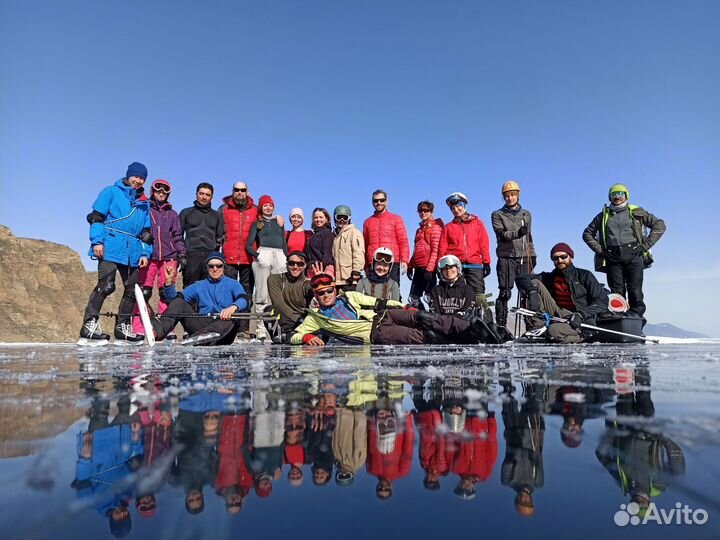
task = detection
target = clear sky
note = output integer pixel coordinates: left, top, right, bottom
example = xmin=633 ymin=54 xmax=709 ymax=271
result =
xmin=1 ymin=1 xmax=718 ymax=336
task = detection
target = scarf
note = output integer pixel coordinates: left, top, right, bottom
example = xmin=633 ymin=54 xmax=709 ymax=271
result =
xmin=609 ymin=201 xmax=629 ymax=212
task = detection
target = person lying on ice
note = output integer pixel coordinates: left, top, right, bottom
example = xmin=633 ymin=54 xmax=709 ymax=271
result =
xmin=152 ymin=252 xmax=250 ymax=345
xmin=515 ymin=242 xmax=609 ymax=344
xmin=288 ymin=273 xmax=498 ymax=346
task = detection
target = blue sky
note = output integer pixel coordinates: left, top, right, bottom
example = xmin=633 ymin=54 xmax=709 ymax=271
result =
xmin=1 ymin=1 xmax=718 ymax=336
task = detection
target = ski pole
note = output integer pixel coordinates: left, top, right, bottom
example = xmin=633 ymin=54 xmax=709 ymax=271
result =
xmin=509 ymin=308 xmax=659 ymax=344
xmin=99 ymin=312 xmax=278 ymax=321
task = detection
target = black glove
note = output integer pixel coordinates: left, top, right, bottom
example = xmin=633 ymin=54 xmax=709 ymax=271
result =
xmin=568 ymin=312 xmax=583 ymax=330
xmin=349 ymin=270 xmax=362 ymax=284
xmin=483 ymin=264 xmax=491 ymax=278
xmin=140 ymin=228 xmax=154 ymax=245
xmin=406 ymin=268 xmax=414 ymax=280
xmin=374 ymin=298 xmax=389 ymax=312
xmin=177 ymin=255 xmax=187 ymax=273
xmin=526 ymin=288 xmax=541 ymax=313
xmin=423 ymin=270 xmax=434 ymax=282
xmin=516 ymin=225 xmax=527 ymax=238
xmin=602 ymin=249 xmax=619 ymax=263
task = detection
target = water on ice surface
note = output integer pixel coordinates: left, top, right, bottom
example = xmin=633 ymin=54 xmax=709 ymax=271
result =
xmin=0 ymin=341 xmax=718 ymax=540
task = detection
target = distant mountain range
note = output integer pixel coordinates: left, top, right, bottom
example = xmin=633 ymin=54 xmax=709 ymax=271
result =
xmin=644 ymin=323 xmax=709 ymax=339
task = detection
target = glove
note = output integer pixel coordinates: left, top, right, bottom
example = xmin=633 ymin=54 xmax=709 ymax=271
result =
xmin=349 ymin=270 xmax=362 ymax=284
xmin=406 ymin=268 xmax=414 ymax=280
xmin=568 ymin=312 xmax=583 ymax=330
xmin=374 ymin=298 xmax=389 ymax=312
xmin=177 ymin=255 xmax=187 ymax=273
xmin=602 ymin=249 xmax=619 ymax=263
xmin=483 ymin=264 xmax=491 ymax=278
xmin=526 ymin=288 xmax=541 ymax=313
xmin=516 ymin=225 xmax=527 ymax=238
xmin=423 ymin=270 xmax=434 ymax=282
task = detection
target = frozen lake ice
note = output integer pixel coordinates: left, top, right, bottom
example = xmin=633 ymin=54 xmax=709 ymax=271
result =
xmin=0 ymin=341 xmax=718 ymax=540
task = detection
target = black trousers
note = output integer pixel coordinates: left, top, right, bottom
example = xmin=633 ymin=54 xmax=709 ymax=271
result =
xmin=182 ymin=251 xmax=210 ymax=286
xmin=495 ymin=256 xmax=536 ymax=326
xmin=605 ymin=250 xmax=646 ymax=318
xmin=370 ymin=309 xmax=474 ymax=345
xmin=156 ymin=297 xmax=242 ymax=345
xmin=224 ymin=264 xmax=254 ymax=296
xmin=84 ymin=260 xmax=139 ymax=325
xmin=408 ymin=267 xmax=437 ymax=305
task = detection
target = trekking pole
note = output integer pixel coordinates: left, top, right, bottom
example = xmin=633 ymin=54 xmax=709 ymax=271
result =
xmin=509 ymin=308 xmax=659 ymax=344
xmin=513 ymin=219 xmax=526 ymax=338
xmin=99 ymin=312 xmax=278 ymax=321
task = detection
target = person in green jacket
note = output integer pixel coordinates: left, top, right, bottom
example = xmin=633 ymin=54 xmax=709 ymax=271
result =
xmin=582 ymin=183 xmax=665 ymax=323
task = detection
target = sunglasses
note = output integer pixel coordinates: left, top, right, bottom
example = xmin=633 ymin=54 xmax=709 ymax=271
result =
xmin=152 ymin=185 xmax=171 ymax=194
xmin=315 ymin=287 xmax=335 ymax=297
xmin=207 ymin=263 xmax=225 ymax=269
xmin=334 ymin=214 xmax=350 ymax=221
xmin=372 ymin=198 xmax=386 ymax=204
xmin=551 ymin=254 xmax=570 ymax=261
xmin=610 ymin=191 xmax=626 ymax=198
xmin=440 ymin=264 xmax=458 ymax=270
xmin=204 ymin=412 xmax=221 ymax=419
xmin=418 ymin=208 xmax=432 ymax=214
xmin=137 ymin=501 xmax=157 ymax=512
xmin=233 ymin=187 xmax=248 ymax=193
xmin=287 ymin=260 xmax=306 ymax=268
xmin=374 ymin=253 xmax=393 ymax=264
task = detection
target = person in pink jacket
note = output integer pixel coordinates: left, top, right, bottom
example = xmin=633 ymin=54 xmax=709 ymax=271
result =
xmin=362 ymin=189 xmax=410 ymax=287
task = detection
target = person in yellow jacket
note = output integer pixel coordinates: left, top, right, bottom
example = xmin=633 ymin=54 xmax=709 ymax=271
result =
xmin=289 ymin=274 xmax=498 ymax=345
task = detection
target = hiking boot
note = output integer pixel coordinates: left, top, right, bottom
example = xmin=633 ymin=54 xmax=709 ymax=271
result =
xmin=467 ymin=318 xmax=500 ymax=344
xmin=114 ymin=322 xmax=144 ymax=342
xmin=80 ymin=318 xmax=110 ymax=340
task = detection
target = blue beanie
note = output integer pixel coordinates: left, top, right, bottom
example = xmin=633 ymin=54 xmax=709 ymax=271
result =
xmin=205 ymin=251 xmax=226 ymax=265
xmin=126 ymin=162 xmax=148 ymax=179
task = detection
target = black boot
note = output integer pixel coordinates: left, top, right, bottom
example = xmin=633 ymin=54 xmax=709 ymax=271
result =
xmin=413 ymin=310 xmax=435 ymax=330
xmin=466 ymin=318 xmax=501 ymax=344
xmin=423 ymin=329 xmax=448 ymax=344
xmin=79 ymin=318 xmax=110 ymax=340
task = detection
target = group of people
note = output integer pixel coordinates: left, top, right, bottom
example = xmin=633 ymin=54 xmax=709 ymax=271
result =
xmin=73 ymin=365 xmax=684 ymax=535
xmin=79 ymin=161 xmax=666 ymax=345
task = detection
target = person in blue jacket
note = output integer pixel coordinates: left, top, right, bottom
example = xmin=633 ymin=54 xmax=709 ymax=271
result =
xmin=154 ymin=251 xmax=249 ymax=345
xmin=80 ymin=162 xmax=153 ymax=342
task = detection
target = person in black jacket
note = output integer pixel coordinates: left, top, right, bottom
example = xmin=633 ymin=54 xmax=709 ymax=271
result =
xmin=178 ymin=183 xmax=222 ymax=286
xmin=515 ymin=242 xmax=609 ymax=343
xmin=428 ymin=255 xmax=475 ymax=316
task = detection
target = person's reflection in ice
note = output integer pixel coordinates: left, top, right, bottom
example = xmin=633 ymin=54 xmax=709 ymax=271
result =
xmin=331 ymin=374 xmax=369 ymax=488
xmin=307 ymin=385 xmax=338 ymax=487
xmin=170 ymin=388 xmax=226 ymax=515
xmin=442 ymin=377 xmax=497 ymax=502
xmin=596 ymin=367 xmax=686 ymax=517
xmin=249 ymin=387 xmax=284 ymax=499
xmin=283 ymin=407 xmax=307 ymax=488
xmin=215 ymin=392 xmax=253 ymax=515
xmin=412 ymin=378 xmax=447 ymax=491
xmin=71 ymin=395 xmax=144 ymax=538
xmin=366 ymin=390 xmax=415 ymax=501
xmin=500 ymin=381 xmax=545 ymax=517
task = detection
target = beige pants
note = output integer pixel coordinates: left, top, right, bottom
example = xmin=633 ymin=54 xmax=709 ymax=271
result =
xmin=252 ymin=247 xmax=286 ymax=338
xmin=531 ymin=279 xmax=582 ymax=344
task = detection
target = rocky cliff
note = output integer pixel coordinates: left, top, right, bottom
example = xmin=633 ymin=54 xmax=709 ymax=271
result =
xmin=0 ymin=224 xmax=119 ymax=342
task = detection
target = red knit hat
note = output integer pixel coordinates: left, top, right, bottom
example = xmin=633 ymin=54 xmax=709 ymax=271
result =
xmin=550 ymin=242 xmax=574 ymax=259
xmin=258 ymin=195 xmax=275 ymax=208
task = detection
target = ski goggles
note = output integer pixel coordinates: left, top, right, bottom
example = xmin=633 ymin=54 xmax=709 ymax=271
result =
xmin=437 ymin=258 xmax=460 ymax=269
xmin=610 ymin=191 xmax=627 ymax=199
xmin=373 ymin=252 xmax=393 ymax=264
xmin=152 ymin=182 xmax=171 ymax=194
xmin=334 ymin=214 xmax=350 ymax=222
xmin=311 ymin=273 xmax=335 ymax=292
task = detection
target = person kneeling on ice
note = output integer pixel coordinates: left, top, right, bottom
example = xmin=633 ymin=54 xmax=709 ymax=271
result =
xmin=288 ymin=274 xmax=498 ymax=346
xmin=153 ymin=252 xmax=250 ymax=345
xmin=515 ymin=242 xmax=609 ymax=344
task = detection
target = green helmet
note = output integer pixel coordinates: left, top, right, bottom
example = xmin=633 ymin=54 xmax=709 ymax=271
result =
xmin=608 ymin=183 xmax=630 ymax=201
xmin=334 ymin=204 xmax=352 ymax=218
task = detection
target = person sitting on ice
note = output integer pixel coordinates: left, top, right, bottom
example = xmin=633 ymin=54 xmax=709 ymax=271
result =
xmin=288 ymin=273 xmax=499 ymax=346
xmin=515 ymin=242 xmax=609 ymax=344
xmin=153 ymin=252 xmax=249 ymax=345
xmin=355 ymin=247 xmax=401 ymax=301
xmin=428 ymin=254 xmax=476 ymax=316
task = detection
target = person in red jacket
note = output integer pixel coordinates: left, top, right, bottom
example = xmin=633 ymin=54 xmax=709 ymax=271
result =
xmin=438 ymin=192 xmax=492 ymax=304
xmin=363 ymin=189 xmax=410 ymax=287
xmin=218 ymin=181 xmax=259 ymax=295
xmin=408 ymin=200 xmax=444 ymax=308
xmin=366 ymin=404 xmax=414 ymax=500
xmin=215 ymin=410 xmax=254 ymax=515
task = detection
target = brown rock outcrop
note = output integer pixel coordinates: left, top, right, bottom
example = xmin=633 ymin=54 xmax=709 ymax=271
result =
xmin=0 ymin=224 xmax=119 ymax=342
